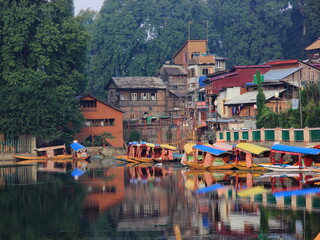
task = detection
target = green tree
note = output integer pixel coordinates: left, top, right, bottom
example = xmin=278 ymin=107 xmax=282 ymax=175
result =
xmin=128 ymin=129 xmax=141 ymax=142
xmin=0 ymin=0 xmax=87 ymax=144
xmin=86 ymin=0 xmax=208 ymax=99
xmin=255 ymin=71 xmax=268 ymax=128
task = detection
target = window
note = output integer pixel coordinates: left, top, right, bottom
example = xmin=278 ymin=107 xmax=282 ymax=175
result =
xmin=216 ymin=60 xmax=222 ymax=68
xmin=80 ymin=100 xmax=96 ymax=108
xmin=84 ymin=118 xmax=115 ymax=127
xmin=202 ymin=68 xmax=209 ymax=76
xmin=131 ymin=93 xmax=137 ymax=100
xmin=151 ymin=93 xmax=158 ymax=100
xmin=141 ymin=93 xmax=150 ymax=100
xmin=130 ymin=114 xmax=135 ymax=119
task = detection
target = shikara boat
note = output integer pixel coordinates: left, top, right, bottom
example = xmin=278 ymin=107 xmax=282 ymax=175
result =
xmin=70 ymin=142 xmax=91 ymax=161
xmin=229 ymin=143 xmax=270 ymax=171
xmin=181 ymin=144 xmax=234 ymax=171
xmin=259 ymin=144 xmax=320 ymax=172
xmin=14 ymin=144 xmax=72 ymax=161
xmin=116 ymin=141 xmax=178 ymax=163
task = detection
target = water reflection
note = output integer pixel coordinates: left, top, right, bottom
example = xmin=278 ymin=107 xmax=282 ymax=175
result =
xmin=1 ymin=161 xmax=320 ymax=239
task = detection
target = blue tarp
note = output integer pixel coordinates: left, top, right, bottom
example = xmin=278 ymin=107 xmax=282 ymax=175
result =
xmin=71 ymin=168 xmax=86 ymax=177
xmin=193 ymin=145 xmax=228 ymax=156
xmin=70 ymin=142 xmax=87 ymax=152
xmin=271 ymin=144 xmax=320 ymax=155
xmin=273 ymin=188 xmax=320 ymax=197
xmin=199 ymin=76 xmax=207 ymax=87
xmin=195 ymin=184 xmax=225 ymax=194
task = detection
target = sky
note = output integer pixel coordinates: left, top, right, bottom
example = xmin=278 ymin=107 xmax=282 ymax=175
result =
xmin=73 ymin=0 xmax=104 ymax=15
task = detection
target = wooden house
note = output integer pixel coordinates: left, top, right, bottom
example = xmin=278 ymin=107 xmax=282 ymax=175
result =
xmin=76 ymin=95 xmax=124 ymax=147
xmin=107 ymin=77 xmax=168 ymax=120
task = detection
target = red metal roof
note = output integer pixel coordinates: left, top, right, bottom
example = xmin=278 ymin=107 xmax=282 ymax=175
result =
xmin=207 ymin=65 xmax=271 ymax=94
xmin=266 ymin=59 xmax=298 ymax=65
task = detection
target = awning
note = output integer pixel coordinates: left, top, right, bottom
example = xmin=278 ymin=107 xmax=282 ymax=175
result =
xmin=235 ymin=143 xmax=270 ymax=155
xmin=70 ymin=143 xmax=87 ymax=152
xmin=271 ymin=144 xmax=320 ymax=155
xmin=193 ymin=144 xmax=229 ymax=156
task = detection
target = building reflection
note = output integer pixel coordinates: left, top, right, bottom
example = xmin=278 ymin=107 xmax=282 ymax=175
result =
xmin=0 ymin=164 xmax=37 ymax=186
xmin=81 ymin=167 xmax=125 ymax=219
xmin=78 ymin=165 xmax=320 ymax=239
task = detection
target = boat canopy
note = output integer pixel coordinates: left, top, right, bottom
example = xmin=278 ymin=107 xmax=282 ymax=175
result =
xmin=193 ymin=145 xmax=228 ymax=156
xmin=70 ymin=143 xmax=87 ymax=152
xmin=271 ymin=144 xmax=320 ymax=155
xmin=35 ymin=145 xmax=66 ymax=151
xmin=235 ymin=143 xmax=270 ymax=155
xmin=160 ymin=144 xmax=176 ymax=150
xmin=212 ymin=142 xmax=233 ymax=151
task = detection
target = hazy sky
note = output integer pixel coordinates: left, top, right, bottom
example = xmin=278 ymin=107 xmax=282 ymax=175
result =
xmin=73 ymin=0 xmax=104 ymax=15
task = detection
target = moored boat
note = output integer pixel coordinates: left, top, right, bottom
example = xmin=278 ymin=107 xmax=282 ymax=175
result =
xmin=229 ymin=143 xmax=270 ymax=171
xmin=259 ymin=144 xmax=320 ymax=172
xmin=14 ymin=144 xmax=72 ymax=161
xmin=181 ymin=144 xmax=234 ymax=171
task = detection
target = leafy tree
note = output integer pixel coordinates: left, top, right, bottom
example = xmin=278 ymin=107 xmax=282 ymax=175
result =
xmin=86 ymin=0 xmax=208 ymax=99
xmin=0 ymin=0 xmax=87 ymax=144
xmin=207 ymin=0 xmax=292 ymax=66
xmin=128 ymin=129 xmax=141 ymax=142
xmin=255 ymin=71 xmax=268 ymax=128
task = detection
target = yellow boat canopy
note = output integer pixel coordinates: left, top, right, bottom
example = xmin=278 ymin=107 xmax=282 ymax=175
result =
xmin=160 ymin=144 xmax=177 ymax=150
xmin=235 ymin=143 xmax=270 ymax=155
xmin=237 ymin=186 xmax=270 ymax=197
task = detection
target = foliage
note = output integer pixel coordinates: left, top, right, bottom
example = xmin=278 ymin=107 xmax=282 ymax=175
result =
xmin=94 ymin=132 xmax=115 ymax=146
xmin=128 ymin=129 xmax=142 ymax=142
xmin=0 ymin=0 xmax=87 ymax=144
xmin=86 ymin=0 xmax=208 ymax=99
xmin=255 ymin=71 xmax=268 ymax=128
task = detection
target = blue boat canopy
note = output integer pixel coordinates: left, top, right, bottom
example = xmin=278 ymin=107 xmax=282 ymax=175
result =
xmin=193 ymin=145 xmax=228 ymax=156
xmin=70 ymin=142 xmax=87 ymax=152
xmin=271 ymin=144 xmax=320 ymax=155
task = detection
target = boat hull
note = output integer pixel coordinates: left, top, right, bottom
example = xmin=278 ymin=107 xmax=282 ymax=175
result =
xmin=259 ymin=164 xmax=319 ymax=172
xmin=185 ymin=162 xmax=235 ymax=171
xmin=229 ymin=162 xmax=268 ymax=171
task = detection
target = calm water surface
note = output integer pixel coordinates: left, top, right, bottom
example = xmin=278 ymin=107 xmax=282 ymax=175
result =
xmin=1 ymin=158 xmax=320 ymax=240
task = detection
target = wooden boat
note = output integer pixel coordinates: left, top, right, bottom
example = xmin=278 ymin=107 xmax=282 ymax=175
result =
xmin=229 ymin=143 xmax=270 ymax=171
xmin=14 ymin=142 xmax=90 ymax=162
xmin=116 ymin=141 xmax=178 ymax=163
xmin=259 ymin=144 xmax=320 ymax=172
xmin=14 ymin=144 xmax=72 ymax=161
xmin=181 ymin=144 xmax=234 ymax=171
xmin=70 ymin=142 xmax=91 ymax=161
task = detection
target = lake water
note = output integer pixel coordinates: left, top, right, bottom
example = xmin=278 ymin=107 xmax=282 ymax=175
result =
xmin=1 ymin=158 xmax=320 ymax=240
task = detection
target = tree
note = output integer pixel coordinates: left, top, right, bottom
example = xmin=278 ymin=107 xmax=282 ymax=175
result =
xmin=255 ymin=71 xmax=268 ymax=128
xmin=0 ymin=0 xmax=87 ymax=144
xmin=86 ymin=0 xmax=208 ymax=99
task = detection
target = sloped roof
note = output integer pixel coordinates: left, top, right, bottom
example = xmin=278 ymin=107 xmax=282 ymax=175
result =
xmin=162 ymin=65 xmax=187 ymax=76
xmin=112 ymin=77 xmax=166 ymax=89
xmin=78 ymin=94 xmax=124 ymax=113
xmin=306 ymin=37 xmax=320 ymax=50
xmin=168 ymin=89 xmax=188 ymax=97
xmin=224 ymin=89 xmax=285 ymax=105
xmin=263 ymin=67 xmax=303 ymax=81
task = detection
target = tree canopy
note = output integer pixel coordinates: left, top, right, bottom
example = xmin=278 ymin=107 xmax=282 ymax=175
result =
xmin=83 ymin=0 xmax=320 ymax=99
xmin=0 ymin=0 xmax=87 ymax=144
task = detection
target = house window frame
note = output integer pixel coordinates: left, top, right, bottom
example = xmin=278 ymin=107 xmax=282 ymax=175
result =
xmin=131 ymin=93 xmax=137 ymax=101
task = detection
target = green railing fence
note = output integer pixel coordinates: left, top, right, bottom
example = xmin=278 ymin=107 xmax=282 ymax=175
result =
xmin=216 ymin=127 xmax=320 ymax=144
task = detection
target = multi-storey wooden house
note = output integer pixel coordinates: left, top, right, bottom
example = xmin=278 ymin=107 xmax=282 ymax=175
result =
xmin=76 ymin=94 xmax=124 ymax=147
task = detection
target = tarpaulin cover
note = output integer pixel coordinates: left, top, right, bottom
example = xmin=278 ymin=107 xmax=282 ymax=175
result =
xmin=70 ymin=142 xmax=87 ymax=152
xmin=271 ymin=144 xmax=320 ymax=155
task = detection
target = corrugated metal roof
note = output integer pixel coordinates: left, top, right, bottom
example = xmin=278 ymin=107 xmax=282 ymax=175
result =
xmin=263 ymin=67 xmax=302 ymax=81
xmin=224 ymin=89 xmax=285 ymax=105
xmin=112 ymin=77 xmax=166 ymax=89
